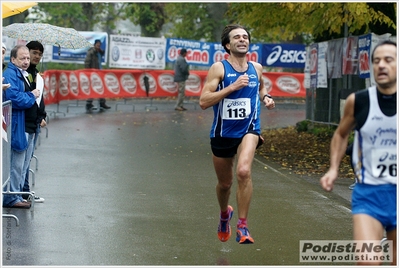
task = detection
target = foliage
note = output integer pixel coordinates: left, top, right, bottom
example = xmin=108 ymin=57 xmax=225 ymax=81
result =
xmin=258 ymin=126 xmax=354 ymax=178
xmin=25 ymin=2 xmax=396 ymax=43
xmin=295 ymin=120 xmax=354 ymax=144
xmin=164 ymin=3 xmax=229 ymax=42
xmin=124 ymin=3 xmax=166 ymax=37
xmin=29 ymin=3 xmax=106 ymax=31
xmin=227 ymin=2 xmax=396 ymax=43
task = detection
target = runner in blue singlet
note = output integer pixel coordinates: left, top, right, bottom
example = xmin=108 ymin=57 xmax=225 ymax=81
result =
xmin=199 ymin=24 xmax=275 ymax=244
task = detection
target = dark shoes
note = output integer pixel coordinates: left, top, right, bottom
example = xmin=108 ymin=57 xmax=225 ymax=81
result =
xmin=86 ymin=103 xmax=111 ymax=112
xmin=3 ymin=200 xmax=31 ymax=209
xmin=86 ymin=104 xmax=94 ymax=112
xmin=175 ymin=107 xmax=187 ymax=111
xmin=100 ymin=104 xmax=111 ymax=110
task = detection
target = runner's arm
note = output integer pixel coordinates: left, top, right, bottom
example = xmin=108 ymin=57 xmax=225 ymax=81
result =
xmin=320 ymin=93 xmax=356 ymax=191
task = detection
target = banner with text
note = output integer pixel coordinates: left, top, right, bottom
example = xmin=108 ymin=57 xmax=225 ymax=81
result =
xmin=41 ymin=69 xmax=305 ymax=105
xmin=262 ymin=44 xmax=307 ymax=68
xmin=109 ymin=35 xmax=166 ymax=69
xmin=51 ymin=31 xmax=108 ymax=65
xmin=165 ymin=38 xmax=263 ymax=67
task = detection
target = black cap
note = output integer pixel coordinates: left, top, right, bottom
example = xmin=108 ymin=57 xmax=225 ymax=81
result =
xmin=26 ymin=41 xmax=44 ymax=53
xmin=94 ymin=39 xmax=101 ymax=45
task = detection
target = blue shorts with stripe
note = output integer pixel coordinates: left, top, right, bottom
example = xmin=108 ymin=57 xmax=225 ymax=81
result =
xmin=352 ymin=183 xmax=397 ymax=232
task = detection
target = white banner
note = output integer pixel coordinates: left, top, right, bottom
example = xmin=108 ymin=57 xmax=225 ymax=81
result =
xmin=317 ymin=41 xmax=328 ymax=88
xmin=109 ymin=35 xmax=166 ymax=70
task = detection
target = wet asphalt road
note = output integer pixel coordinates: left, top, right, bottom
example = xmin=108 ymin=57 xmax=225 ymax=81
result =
xmin=2 ymin=99 xmax=354 ymax=266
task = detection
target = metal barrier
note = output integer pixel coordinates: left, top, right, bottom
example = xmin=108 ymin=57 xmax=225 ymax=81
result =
xmin=2 ymin=101 xmax=20 ymax=226
xmin=2 ymin=100 xmax=37 ymax=224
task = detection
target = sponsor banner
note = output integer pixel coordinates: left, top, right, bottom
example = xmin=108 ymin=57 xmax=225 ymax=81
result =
xmin=262 ymin=44 xmax=306 ymax=68
xmin=165 ymin=38 xmax=263 ymax=67
xmin=41 ymin=70 xmax=305 ymax=105
xmin=309 ymin=43 xmax=318 ymax=88
xmin=358 ymin=33 xmax=372 ymax=79
xmin=342 ymin=36 xmax=358 ymax=75
xmin=300 ymin=240 xmax=393 ymax=263
xmin=303 ymin=46 xmax=311 ymax=88
xmin=109 ymin=35 xmax=166 ymax=69
xmin=262 ymin=72 xmax=306 ymax=97
xmin=326 ymin=38 xmax=344 ymax=79
xmin=51 ymin=31 xmax=108 ymax=64
xmin=317 ymin=41 xmax=328 ymax=88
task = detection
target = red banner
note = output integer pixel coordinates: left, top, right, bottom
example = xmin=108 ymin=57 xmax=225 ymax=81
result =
xmin=42 ymin=69 xmax=305 ymax=105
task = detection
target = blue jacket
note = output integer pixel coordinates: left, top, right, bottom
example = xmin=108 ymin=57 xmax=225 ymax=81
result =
xmin=3 ymin=62 xmax=36 ymax=152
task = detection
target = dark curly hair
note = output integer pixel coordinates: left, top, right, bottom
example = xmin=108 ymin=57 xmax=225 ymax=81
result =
xmin=221 ymin=24 xmax=251 ymax=55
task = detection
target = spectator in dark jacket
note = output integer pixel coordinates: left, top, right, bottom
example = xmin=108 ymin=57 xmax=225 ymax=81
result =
xmin=84 ymin=39 xmax=110 ymax=112
xmin=3 ymin=45 xmax=40 ymax=209
xmin=20 ymin=41 xmax=47 ymax=203
xmin=174 ymin=48 xmax=190 ymax=111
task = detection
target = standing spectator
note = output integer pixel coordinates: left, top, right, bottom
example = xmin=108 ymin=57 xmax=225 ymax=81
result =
xmin=84 ymin=39 xmax=110 ymax=112
xmin=320 ymin=40 xmax=397 ymax=265
xmin=199 ymin=24 xmax=275 ymax=244
xmin=174 ymin=48 xmax=190 ymax=111
xmin=20 ymin=41 xmax=47 ymax=203
xmin=3 ymin=42 xmax=10 ymax=92
xmin=2 ymin=45 xmax=40 ymax=209
xmin=2 ymin=42 xmax=6 ymax=69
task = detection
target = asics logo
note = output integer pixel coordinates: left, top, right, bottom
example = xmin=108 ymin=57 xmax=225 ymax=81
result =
xmin=227 ymin=100 xmax=247 ymax=107
xmin=227 ymin=73 xmax=237 ymax=77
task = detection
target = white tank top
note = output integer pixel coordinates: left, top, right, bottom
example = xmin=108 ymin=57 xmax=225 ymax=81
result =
xmin=352 ymin=86 xmax=397 ymax=185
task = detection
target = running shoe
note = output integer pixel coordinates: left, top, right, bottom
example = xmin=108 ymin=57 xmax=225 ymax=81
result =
xmin=236 ymin=226 xmax=254 ymax=244
xmin=217 ymin=205 xmax=233 ymax=242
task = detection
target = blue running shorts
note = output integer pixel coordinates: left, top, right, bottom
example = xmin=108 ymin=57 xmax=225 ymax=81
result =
xmin=352 ymin=183 xmax=397 ymax=232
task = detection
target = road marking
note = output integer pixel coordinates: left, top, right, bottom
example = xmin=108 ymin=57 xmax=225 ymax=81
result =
xmin=254 ymin=157 xmax=352 ymax=214
xmin=333 ymin=204 xmax=352 ymax=213
xmin=309 ymin=190 xmax=328 ymax=199
xmin=254 ymin=157 xmax=298 ymax=183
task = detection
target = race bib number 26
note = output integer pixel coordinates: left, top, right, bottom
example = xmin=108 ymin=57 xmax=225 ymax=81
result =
xmin=371 ymin=148 xmax=397 ymax=178
xmin=222 ymin=98 xmax=251 ymax=120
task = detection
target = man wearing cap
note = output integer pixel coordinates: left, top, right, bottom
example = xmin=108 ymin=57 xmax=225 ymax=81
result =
xmin=173 ymin=48 xmax=190 ymax=111
xmin=84 ymin=39 xmax=110 ymax=112
xmin=20 ymin=41 xmax=47 ymax=203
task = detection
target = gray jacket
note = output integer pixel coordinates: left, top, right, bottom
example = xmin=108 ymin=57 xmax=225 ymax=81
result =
xmin=173 ymin=55 xmax=189 ymax=82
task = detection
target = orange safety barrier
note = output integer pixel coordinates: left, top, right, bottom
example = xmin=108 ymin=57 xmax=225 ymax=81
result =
xmin=42 ymin=69 xmax=306 ymax=105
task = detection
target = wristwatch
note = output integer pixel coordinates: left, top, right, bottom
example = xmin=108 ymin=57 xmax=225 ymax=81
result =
xmin=262 ymin=94 xmax=272 ymax=101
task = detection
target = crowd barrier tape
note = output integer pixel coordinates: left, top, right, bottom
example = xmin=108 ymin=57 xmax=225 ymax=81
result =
xmin=42 ymin=69 xmax=306 ymax=105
